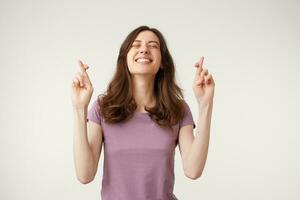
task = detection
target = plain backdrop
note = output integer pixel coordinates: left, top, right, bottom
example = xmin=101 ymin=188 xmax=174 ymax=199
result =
xmin=0 ymin=0 xmax=299 ymax=199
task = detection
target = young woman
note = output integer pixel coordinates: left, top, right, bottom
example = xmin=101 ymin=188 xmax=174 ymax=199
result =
xmin=71 ymin=25 xmax=215 ymax=200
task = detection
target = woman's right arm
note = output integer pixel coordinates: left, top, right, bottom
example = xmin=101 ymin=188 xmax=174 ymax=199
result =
xmin=71 ymin=59 xmax=103 ymax=184
xmin=73 ymin=107 xmax=103 ymax=184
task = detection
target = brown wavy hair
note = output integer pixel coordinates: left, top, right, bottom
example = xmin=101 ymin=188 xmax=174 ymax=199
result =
xmin=97 ymin=25 xmax=186 ymax=130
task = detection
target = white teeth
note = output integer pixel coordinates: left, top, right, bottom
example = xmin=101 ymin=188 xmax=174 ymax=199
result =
xmin=136 ymin=58 xmax=151 ymax=63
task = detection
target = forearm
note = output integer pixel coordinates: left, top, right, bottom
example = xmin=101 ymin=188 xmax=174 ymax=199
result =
xmin=73 ymin=108 xmax=95 ymax=183
xmin=186 ymin=101 xmax=213 ymax=178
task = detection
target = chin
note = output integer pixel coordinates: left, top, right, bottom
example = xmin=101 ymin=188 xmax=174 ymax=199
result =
xmin=129 ymin=70 xmax=157 ymax=76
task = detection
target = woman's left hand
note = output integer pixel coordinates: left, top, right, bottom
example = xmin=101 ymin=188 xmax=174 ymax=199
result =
xmin=193 ymin=56 xmax=215 ymax=106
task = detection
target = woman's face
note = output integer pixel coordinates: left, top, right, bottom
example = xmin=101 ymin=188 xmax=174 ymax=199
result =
xmin=126 ymin=30 xmax=162 ymax=76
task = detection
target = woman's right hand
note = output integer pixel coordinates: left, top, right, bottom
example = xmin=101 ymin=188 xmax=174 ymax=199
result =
xmin=71 ymin=59 xmax=94 ymax=109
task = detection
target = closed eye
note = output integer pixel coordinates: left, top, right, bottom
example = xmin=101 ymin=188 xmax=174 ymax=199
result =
xmin=148 ymin=44 xmax=159 ymax=48
xmin=131 ymin=40 xmax=160 ymax=49
xmin=131 ymin=43 xmax=140 ymax=48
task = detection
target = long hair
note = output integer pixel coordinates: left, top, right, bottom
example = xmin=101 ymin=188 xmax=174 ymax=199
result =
xmin=97 ymin=25 xmax=186 ymax=130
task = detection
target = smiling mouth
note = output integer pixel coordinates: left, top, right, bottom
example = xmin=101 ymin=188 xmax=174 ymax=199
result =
xmin=135 ymin=58 xmax=153 ymax=64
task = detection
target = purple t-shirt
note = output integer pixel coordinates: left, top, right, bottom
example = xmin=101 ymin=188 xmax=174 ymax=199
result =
xmin=87 ymin=99 xmax=195 ymax=200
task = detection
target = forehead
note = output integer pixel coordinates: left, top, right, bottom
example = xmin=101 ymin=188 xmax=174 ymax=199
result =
xmin=134 ymin=30 xmax=160 ymax=43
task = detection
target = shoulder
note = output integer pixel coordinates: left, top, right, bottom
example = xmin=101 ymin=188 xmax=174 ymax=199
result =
xmin=179 ymin=99 xmax=195 ymax=129
xmin=181 ymin=99 xmax=192 ymax=114
xmin=87 ymin=97 xmax=103 ymax=125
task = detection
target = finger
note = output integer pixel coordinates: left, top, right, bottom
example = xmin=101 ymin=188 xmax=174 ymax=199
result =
xmin=209 ymin=74 xmax=215 ymax=85
xmin=195 ymin=74 xmax=205 ymax=85
xmin=78 ymin=59 xmax=89 ymax=74
xmin=194 ymin=57 xmax=204 ymax=83
xmin=73 ymin=78 xmax=80 ymax=87
xmin=196 ymin=68 xmax=207 ymax=85
xmin=195 ymin=78 xmax=204 ymax=86
xmin=207 ymin=73 xmax=212 ymax=79
xmin=76 ymin=72 xmax=93 ymax=88
xmin=200 ymin=68 xmax=208 ymax=77
xmin=77 ymin=71 xmax=92 ymax=87
xmin=75 ymin=74 xmax=84 ymax=87
xmin=196 ymin=56 xmax=204 ymax=76
xmin=205 ymin=74 xmax=215 ymax=85
xmin=75 ymin=76 xmax=83 ymax=87
xmin=78 ymin=60 xmax=93 ymax=84
xmin=205 ymin=74 xmax=213 ymax=84
xmin=72 ymin=81 xmax=77 ymax=88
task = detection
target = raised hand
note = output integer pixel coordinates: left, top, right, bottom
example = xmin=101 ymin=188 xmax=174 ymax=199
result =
xmin=71 ymin=59 xmax=94 ymax=109
xmin=193 ymin=56 xmax=215 ymax=106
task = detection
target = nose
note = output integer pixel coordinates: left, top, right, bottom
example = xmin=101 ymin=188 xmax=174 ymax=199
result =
xmin=139 ymin=44 xmax=149 ymax=54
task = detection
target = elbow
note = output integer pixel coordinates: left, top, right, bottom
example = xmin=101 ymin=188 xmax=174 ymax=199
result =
xmin=77 ymin=175 xmax=94 ymax=184
xmin=75 ymin=166 xmax=96 ymax=184
xmin=184 ymin=171 xmax=202 ymax=180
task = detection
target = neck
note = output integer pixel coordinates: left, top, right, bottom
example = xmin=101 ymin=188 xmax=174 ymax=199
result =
xmin=131 ymin=75 xmax=156 ymax=112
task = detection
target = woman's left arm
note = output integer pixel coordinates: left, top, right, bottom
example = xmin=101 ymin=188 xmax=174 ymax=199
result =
xmin=178 ymin=56 xmax=215 ymax=180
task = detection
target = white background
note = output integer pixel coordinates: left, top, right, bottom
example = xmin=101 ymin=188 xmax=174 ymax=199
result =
xmin=0 ymin=0 xmax=299 ymax=199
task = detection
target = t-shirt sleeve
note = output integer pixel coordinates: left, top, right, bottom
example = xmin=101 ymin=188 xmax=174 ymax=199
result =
xmin=87 ymin=99 xmax=102 ymax=126
xmin=179 ymin=101 xmax=196 ymax=129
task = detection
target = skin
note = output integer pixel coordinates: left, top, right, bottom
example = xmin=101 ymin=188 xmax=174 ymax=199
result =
xmin=178 ymin=56 xmax=215 ymax=179
xmin=71 ymin=31 xmax=215 ymax=183
xmin=126 ymin=30 xmax=162 ymax=112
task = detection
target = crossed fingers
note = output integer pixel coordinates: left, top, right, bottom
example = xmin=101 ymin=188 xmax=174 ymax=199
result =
xmin=72 ymin=59 xmax=91 ymax=88
xmin=194 ymin=56 xmax=212 ymax=85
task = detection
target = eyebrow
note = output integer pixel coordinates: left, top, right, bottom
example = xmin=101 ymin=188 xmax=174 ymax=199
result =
xmin=133 ymin=40 xmax=160 ymax=46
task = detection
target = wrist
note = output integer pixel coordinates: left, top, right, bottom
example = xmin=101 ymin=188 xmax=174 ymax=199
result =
xmin=73 ymin=106 xmax=88 ymax=113
xmin=197 ymin=99 xmax=213 ymax=108
xmin=197 ymin=101 xmax=213 ymax=115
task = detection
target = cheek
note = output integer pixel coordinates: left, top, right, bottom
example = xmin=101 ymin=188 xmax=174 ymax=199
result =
xmin=156 ymin=54 xmax=162 ymax=66
xmin=126 ymin=53 xmax=134 ymax=65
